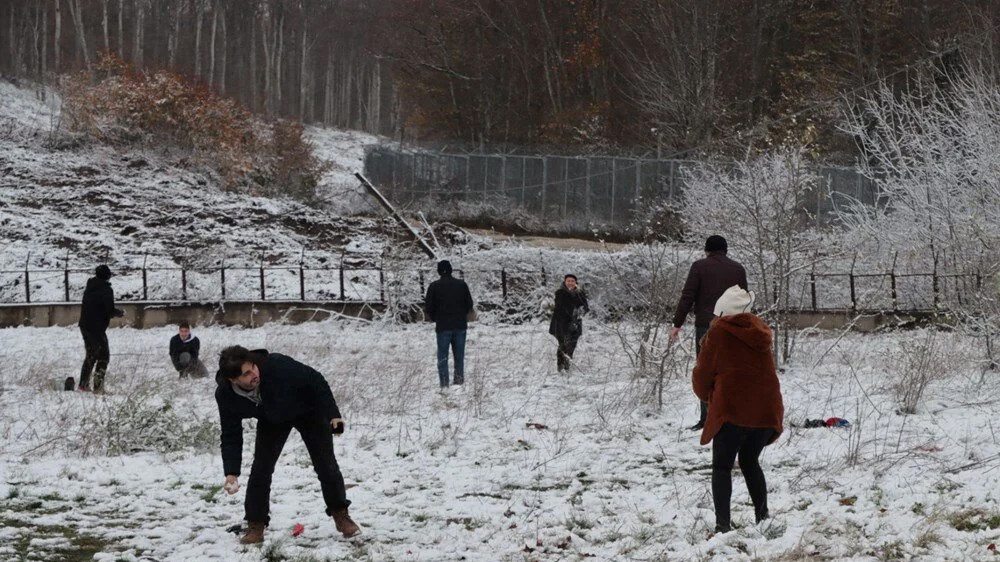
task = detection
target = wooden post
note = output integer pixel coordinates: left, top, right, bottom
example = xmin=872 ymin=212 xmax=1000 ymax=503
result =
xmin=541 ymin=157 xmax=548 ymax=216
xmin=24 ymin=269 xmax=30 ymax=304
xmin=810 ymin=270 xmax=817 ymax=310
xmin=64 ymin=261 xmax=70 ymax=303
xmin=418 ymin=269 xmax=425 ymax=296
xmin=181 ymin=267 xmax=188 ymax=300
xmin=299 ymin=248 xmax=306 ymax=301
xmin=259 ymin=259 xmax=265 ymax=301
xmin=849 ymin=273 xmax=856 ymax=312
xmin=501 ymin=268 xmax=508 ymax=300
xmin=339 ymin=253 xmax=346 ymax=301
xmin=379 ymin=264 xmax=385 ymax=303
xmin=220 ymin=261 xmax=226 ymax=300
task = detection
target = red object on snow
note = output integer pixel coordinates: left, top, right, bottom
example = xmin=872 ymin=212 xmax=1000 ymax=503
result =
xmin=292 ymin=523 xmax=304 ymax=537
xmin=987 ymin=543 xmax=996 ymax=551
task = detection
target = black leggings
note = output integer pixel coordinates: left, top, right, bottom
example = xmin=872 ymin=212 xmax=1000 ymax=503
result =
xmin=79 ymin=328 xmax=109 ymax=391
xmin=712 ymin=423 xmax=775 ymax=529
xmin=244 ymin=415 xmax=350 ymax=524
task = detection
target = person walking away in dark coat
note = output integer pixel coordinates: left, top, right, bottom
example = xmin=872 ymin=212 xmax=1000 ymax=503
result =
xmin=215 ymin=346 xmax=360 ymax=544
xmin=692 ymin=285 xmax=783 ymax=534
xmin=549 ymin=274 xmax=590 ymax=372
xmin=169 ymin=322 xmax=207 ymax=378
xmin=78 ymin=264 xmax=124 ymax=393
xmin=424 ymin=260 xmax=474 ymax=389
xmin=669 ymin=235 xmax=748 ymax=430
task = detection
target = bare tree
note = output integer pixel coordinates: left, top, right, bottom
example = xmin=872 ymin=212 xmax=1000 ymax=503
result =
xmin=679 ymin=148 xmax=827 ymax=362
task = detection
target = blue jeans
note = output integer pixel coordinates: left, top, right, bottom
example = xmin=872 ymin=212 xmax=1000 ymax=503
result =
xmin=436 ymin=330 xmax=467 ymax=387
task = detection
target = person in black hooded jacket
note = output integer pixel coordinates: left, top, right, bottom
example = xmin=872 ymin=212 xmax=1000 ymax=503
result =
xmin=77 ymin=264 xmax=124 ymax=393
xmin=214 ymin=346 xmax=360 ymax=544
xmin=548 ymin=274 xmax=590 ymax=372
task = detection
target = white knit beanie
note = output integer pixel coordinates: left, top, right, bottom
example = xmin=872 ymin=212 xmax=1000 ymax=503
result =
xmin=714 ymin=285 xmax=755 ymax=317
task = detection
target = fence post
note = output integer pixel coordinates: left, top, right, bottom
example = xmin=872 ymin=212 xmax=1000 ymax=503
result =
xmin=259 ymin=258 xmax=266 ymax=301
xmin=634 ymin=158 xmax=642 ymax=221
xmin=541 ymin=157 xmax=548 ymax=216
xmin=585 ymin=158 xmax=592 ymax=217
xmin=418 ymin=269 xmax=425 ymax=297
xmin=379 ymin=264 xmax=385 ymax=303
xmin=63 ymin=259 xmax=70 ymax=302
xmin=610 ymin=158 xmax=616 ymax=225
xmin=932 ymin=255 xmax=940 ymax=309
xmin=299 ymin=249 xmax=306 ymax=301
xmin=142 ymin=254 xmax=148 ymax=301
xmin=890 ymin=252 xmax=897 ymax=312
xmin=519 ymin=155 xmax=526 ymax=205
xmin=849 ymin=273 xmax=856 ymax=312
xmin=24 ymin=269 xmax=30 ymax=304
xmin=541 ymin=265 xmax=547 ymax=288
xmin=339 ymin=253 xmax=346 ymax=301
xmin=810 ymin=270 xmax=817 ymax=310
xmin=465 ymin=155 xmax=471 ymax=197
xmin=501 ymin=268 xmax=508 ymax=301
xmin=181 ymin=267 xmax=188 ymax=301
xmin=220 ymin=260 xmax=226 ymax=300
xmin=562 ymin=158 xmax=570 ymax=219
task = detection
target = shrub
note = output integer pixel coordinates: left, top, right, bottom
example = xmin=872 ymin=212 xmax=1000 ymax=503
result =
xmin=60 ymin=53 xmax=324 ymax=199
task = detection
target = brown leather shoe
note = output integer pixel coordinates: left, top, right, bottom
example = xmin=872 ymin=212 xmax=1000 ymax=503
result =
xmin=332 ymin=508 xmax=361 ymax=537
xmin=240 ymin=521 xmax=266 ymax=544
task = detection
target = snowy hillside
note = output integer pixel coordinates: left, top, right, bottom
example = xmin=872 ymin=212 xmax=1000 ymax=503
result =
xmin=0 ymin=80 xmax=397 ymax=275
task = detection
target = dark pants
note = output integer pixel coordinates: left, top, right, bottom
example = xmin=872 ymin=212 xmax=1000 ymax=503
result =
xmin=695 ymin=324 xmax=710 ymax=424
xmin=245 ymin=414 xmax=350 ymax=525
xmin=436 ymin=329 xmax=467 ymax=387
xmin=556 ymin=331 xmax=580 ymax=371
xmin=712 ymin=423 xmax=774 ymax=531
xmin=80 ymin=328 xmax=109 ymax=391
xmin=176 ymin=353 xmax=208 ymax=379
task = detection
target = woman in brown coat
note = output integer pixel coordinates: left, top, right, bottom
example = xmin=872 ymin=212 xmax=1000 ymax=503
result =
xmin=692 ymin=285 xmax=784 ymax=533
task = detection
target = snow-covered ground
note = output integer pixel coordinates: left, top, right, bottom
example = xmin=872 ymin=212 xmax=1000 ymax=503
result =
xmin=1 ymin=320 xmax=999 ymax=561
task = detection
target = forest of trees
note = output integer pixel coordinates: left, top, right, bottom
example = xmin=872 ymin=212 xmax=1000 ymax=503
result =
xmin=3 ymin=1 xmax=1000 ymax=159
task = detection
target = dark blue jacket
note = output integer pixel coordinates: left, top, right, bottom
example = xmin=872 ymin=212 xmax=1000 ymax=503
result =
xmin=215 ymin=350 xmax=341 ymax=476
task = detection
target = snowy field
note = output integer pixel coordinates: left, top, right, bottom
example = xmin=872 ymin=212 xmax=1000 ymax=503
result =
xmin=2 ymin=320 xmax=999 ymax=561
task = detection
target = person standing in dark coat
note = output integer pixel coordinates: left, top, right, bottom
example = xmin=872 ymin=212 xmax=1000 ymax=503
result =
xmin=77 ymin=264 xmax=124 ymax=393
xmin=424 ymin=260 xmax=474 ymax=389
xmin=215 ymin=346 xmax=360 ymax=544
xmin=549 ymin=274 xmax=590 ymax=372
xmin=169 ymin=322 xmax=207 ymax=378
xmin=669 ymin=235 xmax=748 ymax=430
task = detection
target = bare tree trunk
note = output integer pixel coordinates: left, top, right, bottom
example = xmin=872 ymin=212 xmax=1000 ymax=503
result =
xmin=218 ymin=4 xmax=226 ymax=94
xmin=67 ymin=0 xmax=91 ymax=70
xmin=54 ymin=0 xmax=61 ymax=73
xmin=33 ymin=3 xmax=42 ymax=77
xmin=261 ymin=13 xmax=272 ymax=115
xmin=275 ymin=12 xmax=284 ymax=114
xmin=8 ymin=4 xmax=16 ymax=76
xmin=101 ymin=0 xmax=110 ymax=53
xmin=167 ymin=0 xmax=182 ymax=68
xmin=250 ymin=13 xmax=258 ymax=111
xmin=323 ymin=55 xmax=332 ymax=124
xmin=41 ymin=3 xmax=48 ymax=79
xmin=133 ymin=0 xmax=144 ymax=68
xmin=299 ymin=17 xmax=308 ymax=121
xmin=209 ymin=0 xmax=218 ymax=86
xmin=194 ymin=0 xmax=203 ymax=78
xmin=117 ymin=0 xmax=124 ymax=58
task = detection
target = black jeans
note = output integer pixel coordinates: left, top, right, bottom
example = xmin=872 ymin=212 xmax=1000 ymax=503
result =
xmin=79 ymin=328 xmax=109 ymax=391
xmin=245 ymin=414 xmax=350 ymax=524
xmin=712 ymin=423 xmax=775 ymax=530
xmin=695 ymin=324 xmax=710 ymax=424
xmin=556 ymin=331 xmax=580 ymax=371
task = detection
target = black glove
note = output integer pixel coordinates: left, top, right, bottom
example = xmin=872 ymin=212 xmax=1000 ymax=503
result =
xmin=331 ymin=419 xmax=345 ymax=435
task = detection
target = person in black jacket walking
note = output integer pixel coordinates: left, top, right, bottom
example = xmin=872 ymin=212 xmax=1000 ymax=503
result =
xmin=169 ymin=322 xmax=207 ymax=378
xmin=669 ymin=235 xmax=749 ymax=430
xmin=549 ymin=274 xmax=590 ymax=372
xmin=424 ymin=260 xmax=474 ymax=389
xmin=215 ymin=346 xmax=360 ymax=544
xmin=77 ymin=265 xmax=124 ymax=393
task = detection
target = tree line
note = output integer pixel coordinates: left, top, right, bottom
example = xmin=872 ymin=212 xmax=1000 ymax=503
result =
xmin=3 ymin=1 xmax=1000 ymax=157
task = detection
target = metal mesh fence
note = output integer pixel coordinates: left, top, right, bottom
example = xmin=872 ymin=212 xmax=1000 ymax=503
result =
xmin=364 ymin=146 xmax=876 ymax=227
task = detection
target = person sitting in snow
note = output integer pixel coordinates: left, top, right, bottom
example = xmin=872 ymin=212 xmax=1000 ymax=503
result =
xmin=691 ymin=285 xmax=784 ymax=534
xmin=169 ymin=321 xmax=207 ymax=378
xmin=215 ymin=346 xmax=360 ymax=545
